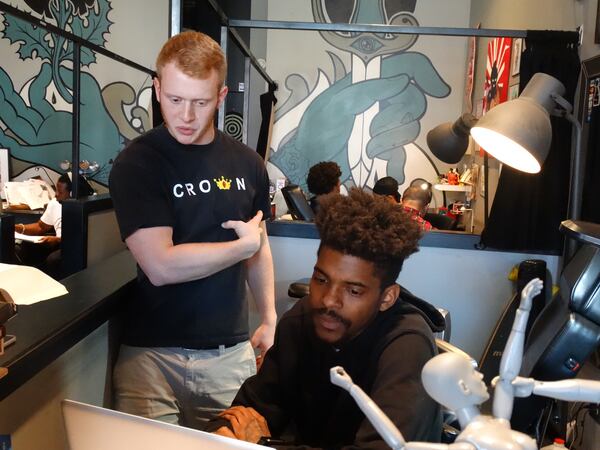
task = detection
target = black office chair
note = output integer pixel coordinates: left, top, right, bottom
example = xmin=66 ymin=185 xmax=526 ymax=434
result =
xmin=0 ymin=214 xmax=16 ymax=263
xmin=521 ymin=220 xmax=600 ymax=380
xmin=424 ymin=212 xmax=457 ymax=230
xmin=281 ymin=185 xmax=315 ymax=222
xmin=511 ymin=220 xmax=600 ymax=435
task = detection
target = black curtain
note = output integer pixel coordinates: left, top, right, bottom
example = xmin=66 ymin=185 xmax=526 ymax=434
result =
xmin=581 ymin=83 xmax=600 ymax=224
xmin=481 ymin=31 xmax=580 ymax=252
xmin=256 ymin=90 xmax=277 ymax=161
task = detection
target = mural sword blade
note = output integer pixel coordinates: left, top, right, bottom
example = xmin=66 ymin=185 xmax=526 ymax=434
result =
xmin=348 ymin=54 xmax=381 ymax=188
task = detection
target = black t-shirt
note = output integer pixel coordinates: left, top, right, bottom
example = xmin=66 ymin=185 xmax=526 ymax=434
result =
xmin=109 ymin=125 xmax=271 ymax=348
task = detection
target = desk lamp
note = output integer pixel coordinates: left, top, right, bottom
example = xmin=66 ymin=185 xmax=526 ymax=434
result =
xmin=427 ymin=72 xmax=578 ymax=174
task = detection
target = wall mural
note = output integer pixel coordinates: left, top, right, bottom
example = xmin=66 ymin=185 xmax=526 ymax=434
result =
xmin=268 ymin=0 xmax=451 ymax=192
xmin=0 ymin=0 xmax=151 ymax=186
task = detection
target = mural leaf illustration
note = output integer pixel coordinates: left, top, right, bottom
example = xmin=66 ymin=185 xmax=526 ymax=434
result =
xmin=67 ymin=0 xmax=113 ymax=66
xmin=2 ymin=15 xmax=51 ymax=61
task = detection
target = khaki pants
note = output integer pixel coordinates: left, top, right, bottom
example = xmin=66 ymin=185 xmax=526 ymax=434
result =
xmin=113 ymin=341 xmax=256 ymax=430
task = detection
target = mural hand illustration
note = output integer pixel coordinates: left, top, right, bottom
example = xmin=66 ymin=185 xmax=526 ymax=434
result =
xmin=367 ymin=52 xmax=450 ymax=184
xmin=270 ymin=52 xmax=450 ymax=189
xmin=0 ymin=62 xmax=122 ymax=183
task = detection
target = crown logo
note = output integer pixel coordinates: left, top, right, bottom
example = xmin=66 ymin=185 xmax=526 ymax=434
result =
xmin=214 ymin=176 xmax=232 ymax=190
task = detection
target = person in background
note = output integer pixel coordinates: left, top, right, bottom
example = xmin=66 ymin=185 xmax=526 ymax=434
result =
xmin=306 ymin=161 xmax=341 ymax=213
xmin=108 ymin=31 xmax=276 ymax=429
xmin=401 ymin=186 xmax=434 ymax=231
xmin=372 ymin=176 xmax=401 ymax=204
xmin=208 ymin=189 xmax=444 ymax=449
xmin=14 ymin=173 xmax=71 ymax=278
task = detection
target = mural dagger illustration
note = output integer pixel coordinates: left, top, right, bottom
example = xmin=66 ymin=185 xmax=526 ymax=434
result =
xmin=311 ymin=0 xmax=419 ymax=187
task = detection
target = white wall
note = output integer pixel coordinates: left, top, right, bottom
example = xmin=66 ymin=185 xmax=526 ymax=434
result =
xmin=269 ymin=235 xmax=559 ymax=361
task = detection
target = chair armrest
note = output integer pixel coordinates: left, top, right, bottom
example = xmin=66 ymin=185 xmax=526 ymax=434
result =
xmin=435 ymin=338 xmax=478 ymax=368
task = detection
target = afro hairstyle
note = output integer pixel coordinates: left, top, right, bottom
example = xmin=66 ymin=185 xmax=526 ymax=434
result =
xmin=315 ymin=188 xmax=421 ymax=288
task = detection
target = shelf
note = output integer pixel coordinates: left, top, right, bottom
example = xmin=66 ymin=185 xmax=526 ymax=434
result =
xmin=434 ymin=184 xmax=472 ymax=193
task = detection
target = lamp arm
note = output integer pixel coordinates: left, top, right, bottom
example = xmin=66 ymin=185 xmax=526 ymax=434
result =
xmin=562 ymin=111 xmax=583 ymax=131
xmin=550 ymin=93 xmax=574 ymax=116
xmin=559 ymin=98 xmax=584 ymax=260
xmin=548 ymin=91 xmax=585 ymax=242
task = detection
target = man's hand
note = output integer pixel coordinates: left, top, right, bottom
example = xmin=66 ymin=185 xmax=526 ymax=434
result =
xmin=218 ymin=406 xmax=270 ymax=443
xmin=222 ymin=211 xmax=263 ymax=259
xmin=214 ymin=426 xmax=237 ymax=439
xmin=251 ymin=321 xmax=276 ymax=370
xmin=39 ymin=236 xmax=60 ymax=245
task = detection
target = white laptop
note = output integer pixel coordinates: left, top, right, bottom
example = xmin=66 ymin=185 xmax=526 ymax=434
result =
xmin=62 ymin=399 xmax=270 ymax=450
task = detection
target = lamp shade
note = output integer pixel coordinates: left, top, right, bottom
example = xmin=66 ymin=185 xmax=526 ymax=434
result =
xmin=427 ymin=114 xmax=477 ymax=164
xmin=470 ymin=73 xmax=566 ymax=173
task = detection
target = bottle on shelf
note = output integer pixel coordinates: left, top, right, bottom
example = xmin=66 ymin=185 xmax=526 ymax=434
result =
xmin=447 ymin=168 xmax=459 ymax=185
xmin=540 ymin=438 xmax=567 ymax=450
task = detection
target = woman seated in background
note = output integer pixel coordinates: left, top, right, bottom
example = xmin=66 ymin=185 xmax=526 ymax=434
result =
xmin=14 ymin=173 xmax=71 ymax=279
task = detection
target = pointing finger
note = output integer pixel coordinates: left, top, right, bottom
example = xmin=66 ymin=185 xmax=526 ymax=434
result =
xmin=249 ymin=210 xmax=263 ymax=224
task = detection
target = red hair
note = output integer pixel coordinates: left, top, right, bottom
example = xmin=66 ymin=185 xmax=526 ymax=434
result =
xmin=156 ymin=31 xmax=226 ymax=86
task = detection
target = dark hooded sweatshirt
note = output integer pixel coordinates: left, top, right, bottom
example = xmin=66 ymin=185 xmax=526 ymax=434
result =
xmin=208 ymin=287 xmax=444 ymax=449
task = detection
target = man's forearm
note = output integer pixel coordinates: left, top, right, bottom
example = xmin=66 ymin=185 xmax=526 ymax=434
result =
xmin=126 ymin=227 xmax=260 ymax=286
xmin=15 ymin=221 xmax=47 ymax=235
xmin=246 ymin=228 xmax=276 ymax=326
xmin=150 ymin=240 xmax=259 ymax=286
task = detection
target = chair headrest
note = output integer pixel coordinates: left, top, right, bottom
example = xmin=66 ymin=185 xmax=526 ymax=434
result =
xmin=561 ymin=245 xmax=600 ymax=325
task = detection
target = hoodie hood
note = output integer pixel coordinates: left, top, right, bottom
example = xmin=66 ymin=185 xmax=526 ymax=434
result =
xmin=396 ymin=286 xmax=446 ymax=333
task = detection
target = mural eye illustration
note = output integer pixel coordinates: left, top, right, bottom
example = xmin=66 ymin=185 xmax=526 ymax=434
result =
xmin=351 ymin=36 xmax=383 ymax=53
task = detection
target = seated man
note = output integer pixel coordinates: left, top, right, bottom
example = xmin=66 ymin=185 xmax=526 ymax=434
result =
xmin=14 ymin=173 xmax=71 ymax=278
xmin=372 ymin=176 xmax=401 ymax=204
xmin=401 ymin=186 xmax=434 ymax=231
xmin=306 ymin=161 xmax=341 ymax=213
xmin=209 ymin=188 xmax=444 ymax=448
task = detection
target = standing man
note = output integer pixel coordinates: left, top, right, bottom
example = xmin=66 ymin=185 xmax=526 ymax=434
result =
xmin=108 ymin=31 xmax=276 ymax=429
